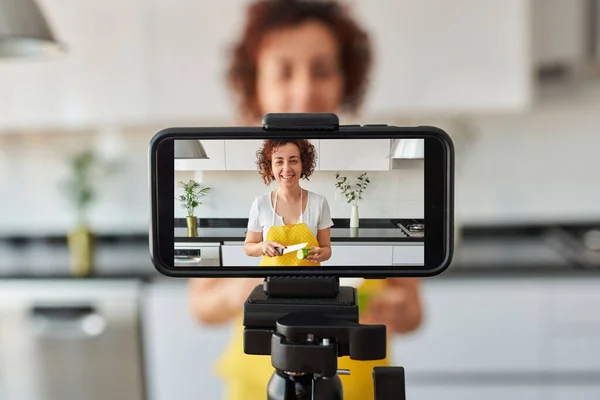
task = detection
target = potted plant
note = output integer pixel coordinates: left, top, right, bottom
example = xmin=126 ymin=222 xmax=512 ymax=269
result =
xmin=335 ymin=172 xmax=371 ymax=228
xmin=176 ymin=180 xmax=211 ymax=237
xmin=60 ymin=149 xmax=121 ymax=276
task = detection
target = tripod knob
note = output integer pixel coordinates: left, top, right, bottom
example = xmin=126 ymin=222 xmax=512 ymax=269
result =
xmin=373 ymin=367 xmax=406 ymax=400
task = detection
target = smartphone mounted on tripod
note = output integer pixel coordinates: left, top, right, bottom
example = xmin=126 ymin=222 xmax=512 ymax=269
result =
xmin=148 ymin=113 xmax=455 ymax=399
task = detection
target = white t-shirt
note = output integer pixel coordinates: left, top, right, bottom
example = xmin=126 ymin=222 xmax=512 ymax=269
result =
xmin=247 ymin=190 xmax=334 ymax=241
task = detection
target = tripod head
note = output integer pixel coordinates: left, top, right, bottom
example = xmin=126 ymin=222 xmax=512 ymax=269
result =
xmin=243 ymin=276 xmax=406 ymax=399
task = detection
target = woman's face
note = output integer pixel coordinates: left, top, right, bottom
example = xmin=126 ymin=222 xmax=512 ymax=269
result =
xmin=271 ymin=142 xmax=303 ymax=188
xmin=255 ymin=20 xmax=344 ymax=116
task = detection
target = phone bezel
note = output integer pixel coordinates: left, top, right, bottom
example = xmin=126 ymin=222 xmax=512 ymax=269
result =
xmin=149 ymin=125 xmax=454 ymax=278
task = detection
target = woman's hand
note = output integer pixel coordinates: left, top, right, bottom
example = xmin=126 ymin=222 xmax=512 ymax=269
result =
xmin=306 ymin=246 xmax=331 ymax=263
xmin=261 ymin=241 xmax=285 ymax=257
xmin=188 ymin=277 xmax=264 ymax=325
xmin=228 ymin=277 xmax=264 ymax=310
xmin=360 ymin=278 xmax=423 ymax=335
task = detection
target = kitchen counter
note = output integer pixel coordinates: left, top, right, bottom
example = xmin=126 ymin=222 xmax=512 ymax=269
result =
xmin=0 ymin=235 xmax=598 ymax=280
xmin=173 ymin=217 xmax=424 ymax=242
xmin=1 ymin=220 xmax=599 ymax=279
xmin=173 ymin=227 xmax=423 ymax=242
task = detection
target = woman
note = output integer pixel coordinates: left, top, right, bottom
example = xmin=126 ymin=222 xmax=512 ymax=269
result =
xmin=245 ymin=138 xmax=332 ymax=266
xmin=188 ymin=1 xmax=423 ymax=399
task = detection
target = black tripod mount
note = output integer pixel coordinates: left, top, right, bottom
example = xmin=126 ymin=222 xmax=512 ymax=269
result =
xmin=242 ymin=276 xmax=407 ymax=400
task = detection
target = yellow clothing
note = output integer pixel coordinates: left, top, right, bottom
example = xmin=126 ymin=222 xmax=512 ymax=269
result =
xmin=216 ymin=190 xmax=389 ymax=399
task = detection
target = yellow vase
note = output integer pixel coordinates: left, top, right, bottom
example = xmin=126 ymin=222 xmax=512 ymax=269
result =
xmin=186 ymin=216 xmax=198 ymax=237
xmin=67 ymin=226 xmax=94 ymax=277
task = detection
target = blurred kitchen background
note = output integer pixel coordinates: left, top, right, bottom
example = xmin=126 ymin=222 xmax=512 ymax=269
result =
xmin=1 ymin=0 xmax=600 ymax=399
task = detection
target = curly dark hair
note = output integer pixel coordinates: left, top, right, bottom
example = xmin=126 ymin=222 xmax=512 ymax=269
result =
xmin=227 ymin=0 xmax=373 ymax=121
xmin=256 ymin=139 xmax=317 ymax=185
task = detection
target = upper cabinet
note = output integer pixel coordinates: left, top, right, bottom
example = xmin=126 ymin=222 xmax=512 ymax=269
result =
xmin=0 ymin=0 xmax=151 ymax=131
xmin=318 ymin=139 xmax=390 ymax=171
xmin=223 ymin=140 xmax=262 ymax=171
xmin=353 ymin=0 xmax=532 ymax=115
xmin=144 ymin=0 xmax=244 ymax=123
xmin=0 ymin=0 xmax=533 ymax=132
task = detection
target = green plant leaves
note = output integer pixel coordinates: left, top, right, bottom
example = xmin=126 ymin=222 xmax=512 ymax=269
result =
xmin=335 ymin=172 xmax=371 ymax=206
xmin=176 ymin=180 xmax=211 ymax=217
xmin=59 ymin=149 xmax=123 ymax=225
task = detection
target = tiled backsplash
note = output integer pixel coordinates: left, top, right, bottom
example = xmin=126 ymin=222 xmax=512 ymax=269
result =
xmin=174 ymin=163 xmax=425 ymax=220
xmin=1 ymin=106 xmax=599 ymax=236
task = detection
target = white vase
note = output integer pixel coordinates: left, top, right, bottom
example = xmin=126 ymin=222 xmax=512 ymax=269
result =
xmin=350 ymin=204 xmax=359 ymax=228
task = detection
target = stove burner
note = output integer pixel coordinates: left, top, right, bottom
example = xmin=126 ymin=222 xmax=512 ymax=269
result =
xmin=406 ymin=224 xmax=424 ymax=232
xmin=395 ymin=219 xmax=425 ymax=238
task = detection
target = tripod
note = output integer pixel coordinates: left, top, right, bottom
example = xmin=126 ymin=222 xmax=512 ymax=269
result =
xmin=243 ymin=276 xmax=407 ymax=400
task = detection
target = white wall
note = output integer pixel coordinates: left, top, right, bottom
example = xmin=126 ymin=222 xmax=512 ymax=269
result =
xmin=1 ymin=98 xmax=600 ymax=236
xmin=174 ymin=165 xmax=425 ymax=220
xmin=0 ymin=127 xmax=154 ymax=235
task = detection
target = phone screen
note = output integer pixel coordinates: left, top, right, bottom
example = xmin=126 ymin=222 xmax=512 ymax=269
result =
xmin=150 ymin=126 xmax=453 ymax=277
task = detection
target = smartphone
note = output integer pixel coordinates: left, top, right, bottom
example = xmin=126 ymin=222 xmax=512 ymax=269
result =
xmin=149 ymin=113 xmax=454 ymax=278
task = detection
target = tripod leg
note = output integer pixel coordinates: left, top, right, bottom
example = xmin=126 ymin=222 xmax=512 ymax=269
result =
xmin=267 ymin=370 xmax=344 ymax=400
xmin=373 ymin=367 xmax=406 ymax=400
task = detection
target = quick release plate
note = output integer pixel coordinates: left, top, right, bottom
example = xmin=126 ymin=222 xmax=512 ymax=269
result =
xmin=262 ymin=113 xmax=339 ymax=131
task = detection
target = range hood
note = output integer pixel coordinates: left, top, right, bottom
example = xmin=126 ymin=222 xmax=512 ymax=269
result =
xmin=388 ymin=139 xmax=424 ymax=159
xmin=0 ymin=0 xmax=66 ymax=58
xmin=174 ymin=140 xmax=209 ymax=159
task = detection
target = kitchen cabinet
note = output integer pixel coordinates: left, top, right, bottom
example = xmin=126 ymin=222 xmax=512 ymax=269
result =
xmin=353 ymin=0 xmax=532 ymax=114
xmin=543 ymin=386 xmax=600 ymax=400
xmin=224 ymin=140 xmax=266 ymax=171
xmin=322 ymin=242 xmax=394 ymax=266
xmin=405 ymin=385 xmax=541 ymax=400
xmin=147 ymin=0 xmax=532 ymax=122
xmin=137 ymin=275 xmax=600 ymax=400
xmin=221 ymin=242 xmax=261 ymax=266
xmin=1 ymin=0 xmax=533 ymax=132
xmin=222 ymin=241 xmax=420 ymax=266
xmin=544 ymin=280 xmax=600 ymax=372
xmin=174 ymin=140 xmax=226 ymax=171
xmin=391 ymin=276 xmax=600 ymax=400
xmin=318 ymin=139 xmax=390 ymax=171
xmin=392 ymin=278 xmax=546 ymax=373
xmin=144 ymin=0 xmax=244 ymax=123
xmin=141 ymin=279 xmax=230 ymax=400
xmin=0 ymin=0 xmax=151 ymax=131
xmin=224 ymin=140 xmax=320 ymax=171
xmin=392 ymin=243 xmax=424 ymax=266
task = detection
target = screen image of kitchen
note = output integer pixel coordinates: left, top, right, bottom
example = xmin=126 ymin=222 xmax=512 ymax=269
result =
xmin=173 ymin=138 xmax=425 ymax=267
xmin=1 ymin=1 xmax=600 ymax=399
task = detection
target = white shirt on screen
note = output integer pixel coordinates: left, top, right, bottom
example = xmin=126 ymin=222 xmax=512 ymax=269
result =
xmin=247 ymin=190 xmax=334 ymax=241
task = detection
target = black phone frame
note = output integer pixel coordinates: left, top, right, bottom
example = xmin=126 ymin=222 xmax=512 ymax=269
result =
xmin=149 ymin=119 xmax=454 ymax=278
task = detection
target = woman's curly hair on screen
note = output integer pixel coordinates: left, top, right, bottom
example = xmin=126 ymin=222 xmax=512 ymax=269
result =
xmin=256 ymin=139 xmax=317 ymax=185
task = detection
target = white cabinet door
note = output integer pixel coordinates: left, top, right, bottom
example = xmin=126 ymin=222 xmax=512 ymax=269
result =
xmin=221 ymin=243 xmax=261 ymax=266
xmin=141 ymin=280 xmax=231 ymax=400
xmin=322 ymin=243 xmax=393 ymax=266
xmin=544 ymin=278 xmax=600 ymax=372
xmin=405 ymin=385 xmax=540 ymax=400
xmin=543 ymin=386 xmax=600 ymax=400
xmin=225 ymin=139 xmax=320 ymax=171
xmin=392 ymin=278 xmax=545 ymax=373
xmin=0 ymin=0 xmax=150 ymax=131
xmin=319 ymin=139 xmax=390 ymax=171
xmin=392 ymin=244 xmax=424 ymax=266
xmin=174 ymin=140 xmax=226 ymax=171
xmin=224 ymin=140 xmax=263 ymax=171
xmin=145 ymin=0 xmax=247 ymax=123
xmin=354 ymin=0 xmax=532 ymax=114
